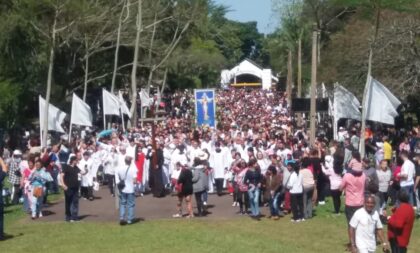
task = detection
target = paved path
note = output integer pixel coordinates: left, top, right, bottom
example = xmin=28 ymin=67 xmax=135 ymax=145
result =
xmin=40 ymin=187 xmax=267 ymax=222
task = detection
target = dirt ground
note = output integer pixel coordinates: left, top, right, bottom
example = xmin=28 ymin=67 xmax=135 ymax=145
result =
xmin=40 ymin=187 xmax=268 ymax=222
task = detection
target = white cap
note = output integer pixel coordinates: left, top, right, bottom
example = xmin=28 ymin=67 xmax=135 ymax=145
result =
xmin=13 ymin=150 xmax=22 ymax=156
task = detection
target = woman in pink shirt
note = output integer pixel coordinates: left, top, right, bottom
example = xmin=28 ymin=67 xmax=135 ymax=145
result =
xmin=340 ymin=151 xmax=366 ymax=250
xmin=347 ymin=151 xmax=363 ymax=173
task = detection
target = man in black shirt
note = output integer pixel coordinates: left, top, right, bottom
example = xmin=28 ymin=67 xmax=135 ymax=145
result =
xmin=0 ymin=157 xmax=8 ymax=240
xmin=60 ymin=156 xmax=84 ymax=222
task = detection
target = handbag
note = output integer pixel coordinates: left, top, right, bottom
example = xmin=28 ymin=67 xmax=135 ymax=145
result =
xmin=117 ymin=167 xmax=130 ymax=191
xmin=175 ymin=182 xmax=183 ymax=193
xmin=33 ymin=187 xmax=43 ymax=198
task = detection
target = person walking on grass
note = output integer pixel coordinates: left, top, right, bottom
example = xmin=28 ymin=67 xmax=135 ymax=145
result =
xmin=263 ymin=166 xmax=283 ymax=220
xmin=377 ymin=160 xmax=392 ymax=218
xmin=300 ymin=158 xmax=316 ymax=219
xmin=244 ymin=158 xmax=262 ymax=220
xmin=340 ymin=150 xmax=366 ymax=250
xmin=388 ymin=191 xmax=415 ymax=253
xmin=0 ymin=157 xmax=8 ymax=240
xmin=349 ymin=196 xmax=389 ymax=253
xmin=116 ymin=156 xmax=137 ymax=225
xmin=8 ymin=150 xmax=23 ymax=205
xmin=398 ymin=151 xmax=415 ymax=206
xmin=322 ymin=154 xmax=343 ymax=214
xmin=28 ymin=159 xmax=53 ymax=219
xmin=60 ymin=156 xmax=85 ymax=222
xmin=287 ymin=162 xmax=304 ymax=222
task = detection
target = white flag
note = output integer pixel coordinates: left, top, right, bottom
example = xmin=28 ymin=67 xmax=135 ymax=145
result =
xmin=118 ymin=91 xmax=131 ymax=118
xmin=70 ymin=93 xmax=93 ymax=127
xmin=39 ymin=96 xmax=67 ymax=133
xmin=102 ymin=89 xmax=120 ymax=116
xmin=333 ymin=85 xmax=361 ymax=121
xmin=364 ymin=76 xmax=401 ymax=125
xmin=139 ymin=89 xmax=152 ymax=107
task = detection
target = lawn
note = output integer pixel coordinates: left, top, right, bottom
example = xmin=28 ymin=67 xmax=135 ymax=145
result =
xmin=1 ymin=198 xmax=420 ymax=253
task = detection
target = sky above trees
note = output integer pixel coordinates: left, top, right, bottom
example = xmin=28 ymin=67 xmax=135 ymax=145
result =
xmin=213 ymin=0 xmax=275 ymax=34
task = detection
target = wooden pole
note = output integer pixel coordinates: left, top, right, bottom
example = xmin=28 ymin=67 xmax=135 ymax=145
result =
xmin=298 ymin=38 xmax=302 ymax=98
xmin=286 ymin=49 xmax=293 ymax=105
xmin=297 ymin=37 xmax=303 ymax=127
xmin=310 ymin=26 xmax=318 ymax=146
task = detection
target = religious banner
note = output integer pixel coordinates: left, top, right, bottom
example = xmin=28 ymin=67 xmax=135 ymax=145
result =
xmin=194 ymin=89 xmax=216 ymax=128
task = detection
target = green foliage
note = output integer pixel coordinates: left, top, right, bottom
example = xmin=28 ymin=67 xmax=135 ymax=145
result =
xmin=0 ymin=80 xmax=22 ymax=128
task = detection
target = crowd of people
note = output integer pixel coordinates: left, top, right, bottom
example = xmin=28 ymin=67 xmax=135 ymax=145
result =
xmin=0 ymin=88 xmax=419 ymax=253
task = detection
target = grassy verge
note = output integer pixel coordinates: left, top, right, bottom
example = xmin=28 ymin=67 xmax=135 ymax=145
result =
xmin=1 ymin=196 xmax=420 ymax=253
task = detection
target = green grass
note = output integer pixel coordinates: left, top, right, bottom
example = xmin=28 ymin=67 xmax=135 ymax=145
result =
xmin=1 ymin=198 xmax=420 ymax=253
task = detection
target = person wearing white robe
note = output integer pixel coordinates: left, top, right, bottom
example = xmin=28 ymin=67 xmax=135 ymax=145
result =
xmin=187 ymin=140 xmax=203 ymax=167
xmin=162 ymin=144 xmax=176 ymax=187
xmin=104 ymin=147 xmax=118 ymax=196
xmin=169 ymin=145 xmax=188 ymax=192
xmin=78 ymin=152 xmax=94 ymax=200
xmin=210 ymin=143 xmax=229 ymax=196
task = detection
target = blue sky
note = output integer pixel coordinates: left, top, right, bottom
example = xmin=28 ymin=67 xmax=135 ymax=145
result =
xmin=213 ymin=0 xmax=276 ymax=34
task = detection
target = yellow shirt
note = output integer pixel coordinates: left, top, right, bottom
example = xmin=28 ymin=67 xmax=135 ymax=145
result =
xmin=383 ymin=141 xmax=392 ymax=160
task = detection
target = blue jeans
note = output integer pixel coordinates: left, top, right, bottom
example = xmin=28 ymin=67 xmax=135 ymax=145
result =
xmin=50 ymin=168 xmax=59 ymax=194
xmin=269 ymin=192 xmax=280 ymax=216
xmin=65 ymin=187 xmax=79 ymax=221
xmin=400 ymin=185 xmax=414 ymax=206
xmin=248 ymin=188 xmax=260 ymax=216
xmin=119 ymin=193 xmax=135 ymax=222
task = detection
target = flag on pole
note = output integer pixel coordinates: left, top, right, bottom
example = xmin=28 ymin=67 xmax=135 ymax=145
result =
xmin=139 ymin=89 xmax=152 ymax=107
xmin=102 ymin=89 xmax=120 ymax=116
xmin=364 ymin=76 xmax=401 ymax=125
xmin=118 ymin=91 xmax=131 ymax=118
xmin=333 ymin=85 xmax=361 ymax=121
xmin=70 ymin=93 xmax=93 ymax=127
xmin=39 ymin=96 xmax=67 ymax=133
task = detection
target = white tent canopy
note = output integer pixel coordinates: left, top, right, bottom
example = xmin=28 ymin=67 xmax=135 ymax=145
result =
xmin=221 ymin=59 xmax=278 ymax=90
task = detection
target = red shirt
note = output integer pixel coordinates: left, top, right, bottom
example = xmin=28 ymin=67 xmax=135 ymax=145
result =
xmin=388 ymin=203 xmax=415 ymax=247
xmin=135 ymin=152 xmax=145 ymax=183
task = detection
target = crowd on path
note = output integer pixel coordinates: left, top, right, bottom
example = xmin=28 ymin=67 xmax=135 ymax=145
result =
xmin=0 ymin=88 xmax=419 ymax=253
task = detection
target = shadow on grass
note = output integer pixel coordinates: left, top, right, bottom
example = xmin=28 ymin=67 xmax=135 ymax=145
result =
xmin=0 ymin=233 xmax=23 ymax=241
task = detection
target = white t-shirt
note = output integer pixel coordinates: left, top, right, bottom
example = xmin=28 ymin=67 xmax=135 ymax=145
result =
xmin=115 ymin=163 xmax=137 ymax=194
xmin=400 ymin=159 xmax=415 ymax=187
xmin=349 ymin=208 xmax=383 ymax=252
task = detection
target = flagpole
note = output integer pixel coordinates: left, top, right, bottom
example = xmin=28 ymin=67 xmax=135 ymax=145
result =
xmin=359 ymin=50 xmax=373 ymax=157
xmin=121 ymin=109 xmax=125 ymax=132
xmin=68 ymin=123 xmax=73 ymax=142
xmin=102 ymin=90 xmax=106 ymax=130
xmin=39 ymin=97 xmax=44 ymax=148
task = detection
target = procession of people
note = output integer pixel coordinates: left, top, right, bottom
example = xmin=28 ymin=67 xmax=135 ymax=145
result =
xmin=0 ymin=87 xmax=418 ymax=252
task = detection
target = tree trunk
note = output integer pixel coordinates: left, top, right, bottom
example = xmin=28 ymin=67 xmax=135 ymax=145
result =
xmin=42 ymin=10 xmax=58 ymax=147
xmin=146 ymin=12 xmax=158 ymax=94
xmin=297 ymin=37 xmax=303 ymax=127
xmin=111 ymin=0 xmax=127 ymax=93
xmin=129 ymin=0 xmax=142 ymax=127
xmin=298 ymin=38 xmax=302 ymax=98
xmin=83 ymin=37 xmax=89 ymax=101
xmin=360 ymin=6 xmax=381 ymax=157
xmin=286 ymin=49 xmax=293 ymax=105
xmin=310 ymin=27 xmax=318 ymax=146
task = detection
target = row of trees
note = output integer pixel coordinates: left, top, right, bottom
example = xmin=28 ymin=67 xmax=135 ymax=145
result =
xmin=266 ymin=0 xmax=420 ymax=110
xmin=0 ymin=0 xmax=265 ymax=132
xmin=1 ymin=0 xmax=419 ymax=136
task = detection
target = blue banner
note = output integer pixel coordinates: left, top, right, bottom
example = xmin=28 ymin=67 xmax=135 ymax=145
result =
xmin=194 ymin=89 xmax=216 ymax=128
